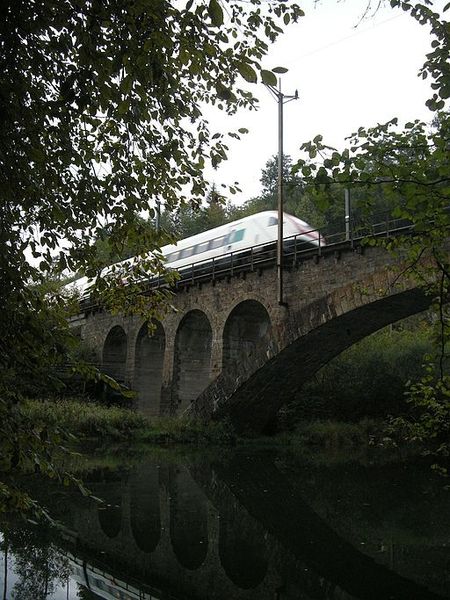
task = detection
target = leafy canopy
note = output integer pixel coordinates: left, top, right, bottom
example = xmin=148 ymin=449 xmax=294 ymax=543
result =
xmin=0 ymin=0 xmax=303 ymax=515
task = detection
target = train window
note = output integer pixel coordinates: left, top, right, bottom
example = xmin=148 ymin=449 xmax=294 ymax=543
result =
xmin=180 ymin=246 xmax=194 ymax=258
xmin=195 ymin=241 xmax=210 ymax=254
xmin=166 ymin=251 xmax=179 ymax=263
xmin=210 ymin=235 xmax=227 ymax=249
xmin=229 ymin=229 xmax=245 ymax=243
xmin=268 ymin=217 xmax=278 ymax=226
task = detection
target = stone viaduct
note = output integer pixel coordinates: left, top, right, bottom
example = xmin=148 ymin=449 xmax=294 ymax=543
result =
xmin=71 ymin=238 xmax=430 ymax=432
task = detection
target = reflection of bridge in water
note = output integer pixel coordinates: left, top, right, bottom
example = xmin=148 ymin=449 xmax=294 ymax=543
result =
xmin=52 ymin=455 xmax=448 ymax=600
xmin=73 ymin=216 xmax=432 ymax=432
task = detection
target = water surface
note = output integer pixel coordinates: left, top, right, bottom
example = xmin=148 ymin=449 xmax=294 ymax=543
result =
xmin=0 ymin=447 xmax=449 ymax=599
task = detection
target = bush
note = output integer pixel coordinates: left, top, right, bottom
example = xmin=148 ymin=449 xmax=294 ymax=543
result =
xmin=21 ymin=398 xmax=236 ymax=445
xmin=292 ymin=419 xmax=381 ymax=448
xmin=22 ymin=397 xmax=148 ymax=439
xmin=282 ymin=324 xmax=433 ymax=426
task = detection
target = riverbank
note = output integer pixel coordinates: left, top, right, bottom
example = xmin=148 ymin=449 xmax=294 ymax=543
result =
xmin=22 ymin=397 xmax=236 ymax=445
xmin=23 ymin=397 xmax=392 ymax=450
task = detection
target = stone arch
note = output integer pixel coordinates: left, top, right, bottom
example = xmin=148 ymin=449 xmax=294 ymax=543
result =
xmin=130 ymin=463 xmax=161 ymax=553
xmin=102 ymin=325 xmax=127 ymax=383
xmin=169 ymin=467 xmax=208 ymax=570
xmin=222 ymin=300 xmax=271 ymax=373
xmin=173 ymin=309 xmax=212 ymax=412
xmin=219 ymin=501 xmax=268 ymax=589
xmin=219 ymin=287 xmax=431 ymax=433
xmin=93 ymin=469 xmax=123 ymax=539
xmin=134 ymin=321 xmax=165 ymax=416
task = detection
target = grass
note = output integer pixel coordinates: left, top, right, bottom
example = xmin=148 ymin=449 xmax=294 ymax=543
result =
xmin=288 ymin=418 xmax=383 ymax=449
xmin=22 ymin=397 xmax=148 ymax=439
xmin=21 ymin=400 xmax=400 ymax=456
xmin=21 ymin=397 xmax=236 ymax=445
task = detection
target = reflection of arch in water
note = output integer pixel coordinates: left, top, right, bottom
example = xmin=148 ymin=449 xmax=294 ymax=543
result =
xmin=219 ymin=501 xmax=268 ymax=589
xmin=169 ymin=468 xmax=208 ymax=570
xmin=103 ymin=325 xmax=127 ymax=382
xmin=173 ymin=310 xmax=212 ymax=412
xmin=222 ymin=300 xmax=271 ymax=373
xmin=130 ymin=463 xmax=161 ymax=553
xmin=94 ymin=469 xmax=123 ymax=539
xmin=134 ymin=321 xmax=165 ymax=415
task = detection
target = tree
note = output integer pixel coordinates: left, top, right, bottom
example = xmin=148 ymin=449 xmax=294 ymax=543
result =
xmin=3 ymin=524 xmax=70 ymax=600
xmin=233 ymin=154 xmax=324 ymax=227
xmin=295 ymin=1 xmax=450 ymax=459
xmin=0 ymin=0 xmax=303 ymax=515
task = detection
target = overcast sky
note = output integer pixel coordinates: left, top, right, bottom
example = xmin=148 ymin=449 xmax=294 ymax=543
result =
xmin=205 ymin=0 xmax=446 ymax=204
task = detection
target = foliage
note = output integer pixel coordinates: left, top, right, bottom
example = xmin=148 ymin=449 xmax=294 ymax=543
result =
xmin=291 ymin=419 xmax=382 ymax=449
xmin=282 ymin=325 xmax=433 ymax=424
xmin=293 ymin=1 xmax=450 ymax=455
xmin=22 ymin=398 xmax=148 ymax=439
xmin=160 ymin=183 xmax=232 ymax=238
xmin=1 ymin=0 xmax=303 ymax=282
xmin=0 ymin=0 xmax=303 ymax=517
xmin=137 ymin=415 xmax=236 ymax=445
xmin=2 ymin=526 xmax=71 ymax=600
xmin=241 ymin=154 xmax=326 ymax=226
xmin=0 ymin=396 xmax=85 ymax=519
xmin=22 ymin=398 xmax=237 ymax=445
xmin=158 ymin=154 xmax=328 ymax=241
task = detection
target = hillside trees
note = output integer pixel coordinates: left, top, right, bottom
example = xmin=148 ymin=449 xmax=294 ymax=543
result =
xmin=0 ymin=0 xmax=303 ymax=514
xmin=239 ymin=154 xmax=325 ymax=226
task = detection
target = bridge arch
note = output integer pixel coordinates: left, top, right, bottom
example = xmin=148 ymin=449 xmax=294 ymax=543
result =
xmin=219 ymin=503 xmax=268 ymax=589
xmin=130 ymin=463 xmax=161 ymax=553
xmin=134 ymin=320 xmax=165 ymax=416
xmin=169 ymin=467 xmax=208 ymax=570
xmin=102 ymin=325 xmax=127 ymax=382
xmin=222 ymin=300 xmax=271 ymax=373
xmin=173 ymin=309 xmax=212 ymax=412
xmin=93 ymin=469 xmax=124 ymax=539
xmin=217 ymin=287 xmax=431 ymax=433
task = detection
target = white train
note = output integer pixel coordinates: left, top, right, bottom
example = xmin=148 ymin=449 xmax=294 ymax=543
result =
xmin=162 ymin=210 xmax=321 ymax=271
xmin=68 ymin=211 xmax=321 ymax=297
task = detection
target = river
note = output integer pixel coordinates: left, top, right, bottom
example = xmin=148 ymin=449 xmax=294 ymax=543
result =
xmin=0 ymin=446 xmax=449 ymax=599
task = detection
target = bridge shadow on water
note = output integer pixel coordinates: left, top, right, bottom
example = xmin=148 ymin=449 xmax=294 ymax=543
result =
xmin=1 ymin=448 xmax=449 ymax=599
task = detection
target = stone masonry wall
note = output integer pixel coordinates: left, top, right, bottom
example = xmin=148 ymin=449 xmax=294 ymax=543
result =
xmin=76 ymin=242 xmax=428 ymax=422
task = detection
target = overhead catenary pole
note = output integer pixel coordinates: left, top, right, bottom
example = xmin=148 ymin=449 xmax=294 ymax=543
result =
xmin=155 ymin=199 xmax=161 ymax=231
xmin=345 ymin=188 xmax=351 ymax=241
xmin=277 ymin=81 xmax=284 ymax=306
xmin=267 ymin=80 xmax=298 ymax=306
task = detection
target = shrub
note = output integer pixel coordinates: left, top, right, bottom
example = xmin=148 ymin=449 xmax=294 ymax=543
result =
xmin=22 ymin=397 xmax=148 ymax=439
xmin=282 ymin=324 xmax=433 ymax=426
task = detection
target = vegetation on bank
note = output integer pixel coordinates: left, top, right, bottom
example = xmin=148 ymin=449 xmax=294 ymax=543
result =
xmin=282 ymin=324 xmax=434 ymax=426
xmin=21 ymin=398 xmax=235 ymax=446
xmin=23 ymin=397 xmax=391 ymax=456
xmin=22 ymin=319 xmax=440 ymax=452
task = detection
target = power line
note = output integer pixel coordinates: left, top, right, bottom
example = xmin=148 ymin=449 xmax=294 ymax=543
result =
xmin=295 ymin=13 xmax=402 ymax=62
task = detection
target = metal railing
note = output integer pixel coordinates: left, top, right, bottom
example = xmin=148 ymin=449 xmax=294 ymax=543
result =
xmin=152 ymin=210 xmax=414 ymax=290
xmin=79 ymin=211 xmax=415 ymax=308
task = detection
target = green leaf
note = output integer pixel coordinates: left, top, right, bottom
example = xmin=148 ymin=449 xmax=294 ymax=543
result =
xmin=208 ymin=0 xmax=223 ymax=26
xmin=237 ymin=61 xmax=257 ymax=83
xmin=215 ymin=82 xmax=236 ymax=102
xmin=261 ymin=69 xmax=278 ymax=86
xmin=272 ymin=66 xmax=288 ymax=74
